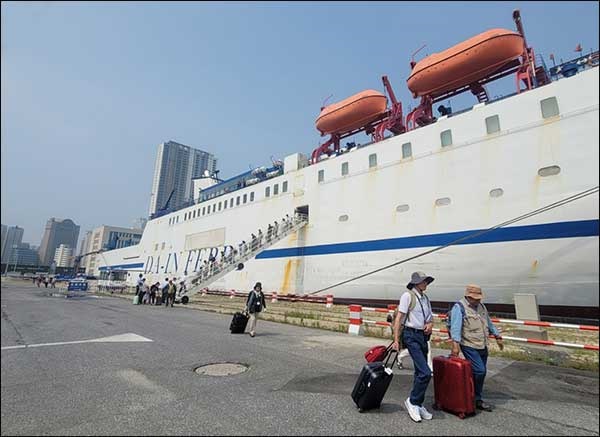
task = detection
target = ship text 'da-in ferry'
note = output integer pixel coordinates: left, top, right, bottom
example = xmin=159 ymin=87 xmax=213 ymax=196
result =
xmin=97 ymin=10 xmax=599 ymax=314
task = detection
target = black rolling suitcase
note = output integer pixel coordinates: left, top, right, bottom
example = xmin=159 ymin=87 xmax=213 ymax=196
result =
xmin=230 ymin=311 xmax=249 ymax=333
xmin=351 ymin=351 xmax=398 ymax=412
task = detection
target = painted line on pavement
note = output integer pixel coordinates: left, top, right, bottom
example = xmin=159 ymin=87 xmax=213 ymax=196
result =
xmin=1 ymin=333 xmax=152 ymax=350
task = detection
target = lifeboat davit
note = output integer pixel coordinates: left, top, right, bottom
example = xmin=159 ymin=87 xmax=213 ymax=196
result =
xmin=316 ymin=90 xmax=387 ymax=135
xmin=407 ymin=29 xmax=524 ymax=98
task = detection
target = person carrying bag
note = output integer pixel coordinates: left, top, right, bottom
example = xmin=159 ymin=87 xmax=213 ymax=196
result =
xmin=245 ymin=282 xmax=266 ymax=338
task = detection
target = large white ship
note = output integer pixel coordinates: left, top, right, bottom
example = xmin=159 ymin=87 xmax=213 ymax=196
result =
xmin=98 ymin=12 xmax=599 ymax=310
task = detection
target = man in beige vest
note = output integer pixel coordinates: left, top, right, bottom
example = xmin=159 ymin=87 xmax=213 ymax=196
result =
xmin=449 ymin=284 xmax=503 ymax=412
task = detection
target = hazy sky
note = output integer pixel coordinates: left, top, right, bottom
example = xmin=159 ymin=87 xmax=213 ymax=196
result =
xmin=2 ymin=1 xmax=598 ymax=246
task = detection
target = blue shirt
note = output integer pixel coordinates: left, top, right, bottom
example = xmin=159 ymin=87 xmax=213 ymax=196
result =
xmin=449 ymin=302 xmax=500 ymax=342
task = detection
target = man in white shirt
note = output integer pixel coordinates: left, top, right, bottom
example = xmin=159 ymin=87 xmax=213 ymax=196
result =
xmin=392 ymin=271 xmax=435 ymax=423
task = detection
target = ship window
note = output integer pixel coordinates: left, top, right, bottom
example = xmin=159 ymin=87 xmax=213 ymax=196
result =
xmin=540 ymin=97 xmax=559 ymax=118
xmin=338 ymin=214 xmax=349 ymax=222
xmin=243 ymin=194 xmax=247 ymax=203
xmin=218 ymin=201 xmax=222 ymax=211
xmin=318 ymin=169 xmax=324 ymax=183
xmin=154 ymin=243 xmax=158 ymax=251
xmin=265 ymin=187 xmax=270 ymax=197
xmin=440 ymin=130 xmax=453 ymax=147
xmin=396 ymin=204 xmax=410 ymax=213
xmin=435 ymin=197 xmax=451 ymax=206
xmin=192 ymin=210 xmax=196 ymax=218
xmin=161 ymin=242 xmax=165 ymax=250
xmin=202 ymin=207 xmax=206 ymax=215
xmin=224 ymin=201 xmax=227 ymax=209
xmin=538 ymin=165 xmax=561 ymax=177
xmin=341 ymin=162 xmax=349 ymax=176
xmin=230 ymin=198 xmax=234 ymax=208
xmin=489 ymin=188 xmax=504 ymax=198
xmin=236 ymin=196 xmax=241 ymax=205
xmin=197 ymin=208 xmax=201 ymax=216
xmin=212 ymin=204 xmax=216 ymax=213
xmin=282 ymin=181 xmax=288 ymax=192
xmin=250 ymin=192 xmax=255 ymax=201
xmin=485 ymin=115 xmax=501 ymax=134
xmin=274 ymin=184 xmax=279 ymax=195
xmin=402 ymin=142 xmax=412 ymax=158
xmin=369 ymin=154 xmax=377 ymax=168
xmin=184 ymin=213 xmax=187 ymax=221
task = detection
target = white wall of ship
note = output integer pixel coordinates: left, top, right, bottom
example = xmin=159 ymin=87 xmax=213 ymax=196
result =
xmin=99 ymin=68 xmax=599 ymax=306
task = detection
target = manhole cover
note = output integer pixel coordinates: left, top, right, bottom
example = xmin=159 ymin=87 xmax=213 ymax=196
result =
xmin=194 ymin=363 xmax=249 ymax=376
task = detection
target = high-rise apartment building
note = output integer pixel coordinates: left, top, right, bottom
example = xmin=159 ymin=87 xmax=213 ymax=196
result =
xmin=38 ymin=218 xmax=80 ymax=266
xmin=54 ymin=244 xmax=73 ymax=268
xmin=1 ymin=225 xmax=24 ymax=264
xmin=148 ymin=141 xmax=217 ymax=216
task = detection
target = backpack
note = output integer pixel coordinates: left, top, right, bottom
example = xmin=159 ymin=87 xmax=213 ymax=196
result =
xmin=445 ymin=301 xmax=466 ymax=337
xmin=399 ymin=290 xmax=426 ymax=325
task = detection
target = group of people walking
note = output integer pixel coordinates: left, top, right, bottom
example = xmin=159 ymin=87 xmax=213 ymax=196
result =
xmin=33 ymin=276 xmax=56 ymax=288
xmin=135 ymin=274 xmax=186 ymax=307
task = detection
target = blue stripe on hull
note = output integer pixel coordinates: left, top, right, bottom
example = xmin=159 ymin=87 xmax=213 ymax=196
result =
xmin=99 ymin=262 xmax=144 ymax=271
xmin=256 ymin=220 xmax=599 ymax=259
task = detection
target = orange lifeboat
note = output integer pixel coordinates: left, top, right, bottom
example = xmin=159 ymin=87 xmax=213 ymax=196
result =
xmin=407 ymin=28 xmax=524 ymax=98
xmin=316 ymin=90 xmax=387 ymax=135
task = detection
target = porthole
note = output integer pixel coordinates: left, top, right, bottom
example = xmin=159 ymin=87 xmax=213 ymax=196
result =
xmin=435 ymin=197 xmax=451 ymax=206
xmin=338 ymin=215 xmax=349 ymax=222
xmin=489 ymin=188 xmax=504 ymax=198
xmin=396 ymin=204 xmax=410 ymax=213
xmin=538 ymin=165 xmax=561 ymax=177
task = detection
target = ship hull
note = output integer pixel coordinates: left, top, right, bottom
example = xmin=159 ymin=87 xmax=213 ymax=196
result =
xmin=99 ymin=68 xmax=599 ymax=307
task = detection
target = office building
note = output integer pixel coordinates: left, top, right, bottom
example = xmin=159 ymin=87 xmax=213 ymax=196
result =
xmin=81 ymin=225 xmax=142 ymax=275
xmin=38 ymin=218 xmax=80 ymax=266
xmin=1 ymin=225 xmax=24 ymax=264
xmin=9 ymin=243 xmax=40 ymax=266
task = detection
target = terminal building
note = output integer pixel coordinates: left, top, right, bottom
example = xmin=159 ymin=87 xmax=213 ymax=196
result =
xmin=81 ymin=225 xmax=142 ymax=276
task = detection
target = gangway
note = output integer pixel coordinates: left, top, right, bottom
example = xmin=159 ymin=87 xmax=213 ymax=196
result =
xmin=185 ymin=213 xmax=309 ymax=298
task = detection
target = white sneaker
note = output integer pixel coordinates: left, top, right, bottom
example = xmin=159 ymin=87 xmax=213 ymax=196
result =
xmin=419 ymin=405 xmax=433 ymax=420
xmin=404 ymin=398 xmax=422 ymax=422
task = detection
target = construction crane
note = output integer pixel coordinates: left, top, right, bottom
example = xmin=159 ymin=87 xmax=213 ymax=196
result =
xmin=71 ymin=249 xmax=110 ymax=278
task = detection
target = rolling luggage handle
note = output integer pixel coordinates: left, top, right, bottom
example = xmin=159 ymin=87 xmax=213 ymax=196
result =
xmin=383 ymin=349 xmax=399 ymax=371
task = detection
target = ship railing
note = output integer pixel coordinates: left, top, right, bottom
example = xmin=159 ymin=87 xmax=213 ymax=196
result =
xmin=187 ymin=213 xmax=309 ymax=294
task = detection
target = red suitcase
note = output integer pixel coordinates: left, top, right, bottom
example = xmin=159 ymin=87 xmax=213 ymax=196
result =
xmin=432 ymin=356 xmax=476 ymax=419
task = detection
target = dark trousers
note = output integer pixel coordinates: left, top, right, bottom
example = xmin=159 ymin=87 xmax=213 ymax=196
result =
xmin=166 ymin=294 xmax=174 ymax=307
xmin=403 ymin=327 xmax=432 ymax=407
xmin=460 ymin=345 xmax=488 ymax=401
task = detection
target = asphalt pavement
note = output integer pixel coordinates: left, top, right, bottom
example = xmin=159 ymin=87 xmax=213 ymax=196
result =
xmin=1 ymin=280 xmax=598 ymax=436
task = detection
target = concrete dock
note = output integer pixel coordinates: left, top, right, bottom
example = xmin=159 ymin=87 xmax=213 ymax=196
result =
xmin=2 ymin=281 xmax=598 ymax=436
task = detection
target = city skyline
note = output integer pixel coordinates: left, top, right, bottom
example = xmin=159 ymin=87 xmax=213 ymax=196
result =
xmin=2 ymin=2 xmax=598 ymax=243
